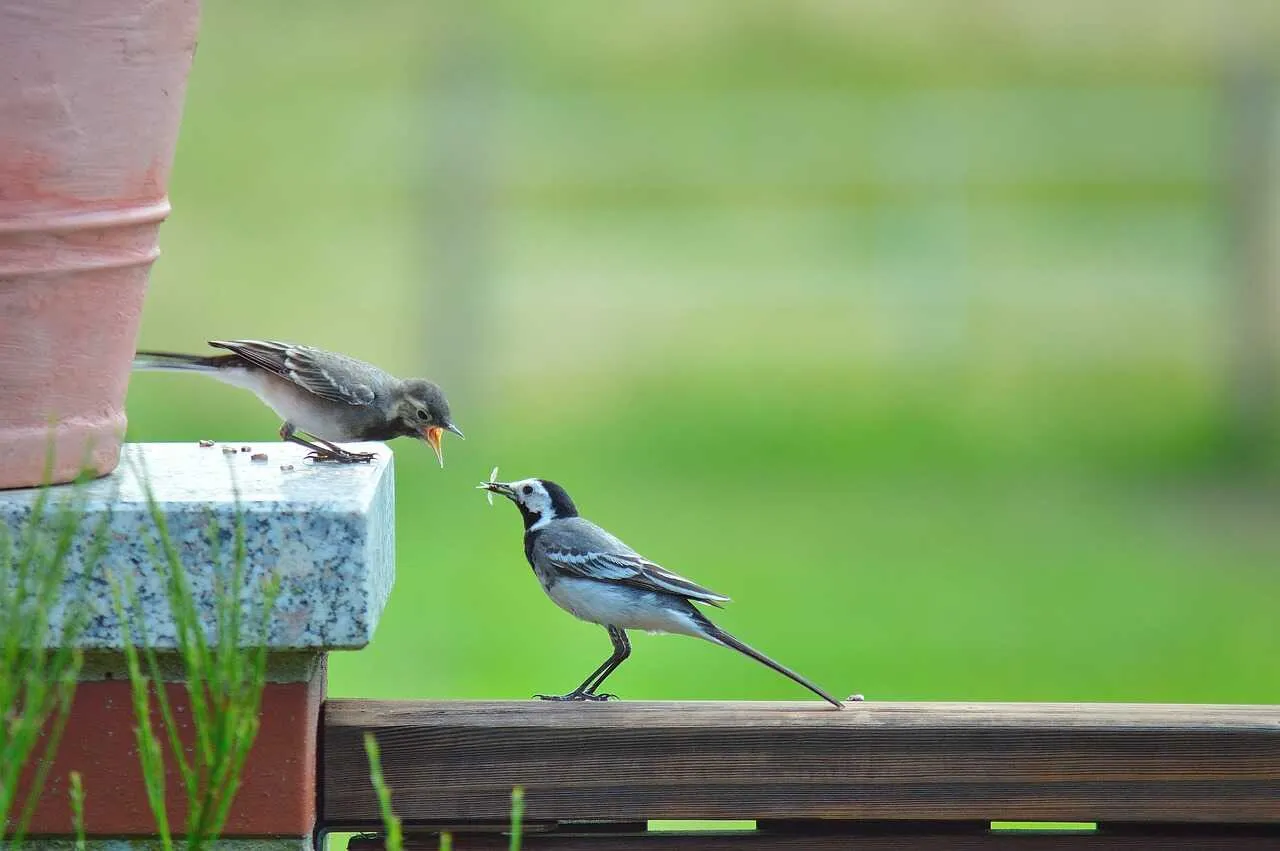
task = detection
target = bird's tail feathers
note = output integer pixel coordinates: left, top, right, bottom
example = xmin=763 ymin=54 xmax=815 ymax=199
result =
xmin=132 ymin=351 xmax=229 ymax=374
xmin=697 ymin=618 xmax=845 ymax=709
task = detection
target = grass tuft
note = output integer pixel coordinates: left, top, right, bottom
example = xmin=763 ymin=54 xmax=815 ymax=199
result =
xmin=0 ymin=454 xmax=109 ymax=846
xmin=111 ymin=457 xmax=282 ymax=851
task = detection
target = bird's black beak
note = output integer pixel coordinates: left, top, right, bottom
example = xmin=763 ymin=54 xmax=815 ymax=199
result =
xmin=445 ymin=422 xmax=465 ymax=440
xmin=478 ymin=481 xmax=514 ymax=498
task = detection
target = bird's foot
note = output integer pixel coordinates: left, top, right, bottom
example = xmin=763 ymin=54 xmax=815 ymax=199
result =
xmin=534 ymin=691 xmax=617 ymax=702
xmin=306 ymin=448 xmax=376 ymax=464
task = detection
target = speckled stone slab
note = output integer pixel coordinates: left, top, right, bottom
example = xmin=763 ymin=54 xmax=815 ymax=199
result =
xmin=0 ymin=441 xmax=394 ymax=651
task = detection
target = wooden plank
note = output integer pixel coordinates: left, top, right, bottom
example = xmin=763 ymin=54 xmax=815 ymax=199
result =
xmin=321 ymin=701 xmax=1280 ymax=826
xmin=349 ymin=824 xmax=1280 ymax=851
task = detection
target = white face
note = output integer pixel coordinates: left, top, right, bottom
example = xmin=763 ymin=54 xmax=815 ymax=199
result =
xmin=504 ymin=478 xmax=555 ymax=522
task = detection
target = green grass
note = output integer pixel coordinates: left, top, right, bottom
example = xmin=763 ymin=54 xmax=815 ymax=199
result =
xmin=110 ymin=474 xmax=281 ymax=851
xmin=121 ymin=0 xmax=1280 ymax=707
xmin=127 ymin=372 xmax=1280 ymax=705
xmin=2 ymin=462 xmax=275 ymax=850
xmin=362 ymin=735 xmax=403 ymax=851
xmin=69 ymin=771 xmax=86 ymax=851
xmin=0 ymin=469 xmax=108 ymax=846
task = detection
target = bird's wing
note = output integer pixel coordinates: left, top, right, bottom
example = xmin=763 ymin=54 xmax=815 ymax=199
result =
xmin=209 ymin=340 xmax=376 ymax=406
xmin=538 ymin=540 xmax=731 ymax=607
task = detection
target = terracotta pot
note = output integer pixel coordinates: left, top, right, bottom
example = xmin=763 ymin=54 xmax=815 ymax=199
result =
xmin=0 ymin=0 xmax=200 ymax=489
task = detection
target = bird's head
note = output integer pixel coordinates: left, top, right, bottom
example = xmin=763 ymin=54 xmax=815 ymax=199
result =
xmin=480 ymin=477 xmax=578 ymax=531
xmin=397 ymin=379 xmax=463 ymax=467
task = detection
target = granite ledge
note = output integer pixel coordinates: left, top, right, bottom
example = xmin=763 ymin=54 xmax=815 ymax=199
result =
xmin=0 ymin=442 xmax=395 ymax=652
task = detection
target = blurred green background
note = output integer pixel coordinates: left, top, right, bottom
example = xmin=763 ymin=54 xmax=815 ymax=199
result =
xmin=126 ymin=1 xmax=1280 ymax=703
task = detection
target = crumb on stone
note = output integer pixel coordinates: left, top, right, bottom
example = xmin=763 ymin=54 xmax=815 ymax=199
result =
xmin=251 ymin=453 xmax=268 ymax=462
xmin=198 ymin=439 xmax=215 ymax=448
xmin=280 ymin=464 xmax=295 ymax=472
xmin=240 ymin=445 xmax=252 ymax=452
xmin=221 ymin=446 xmax=237 ymax=455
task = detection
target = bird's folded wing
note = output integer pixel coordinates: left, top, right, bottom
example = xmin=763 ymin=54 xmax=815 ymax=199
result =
xmin=209 ymin=339 xmax=375 ymax=405
xmin=540 ymin=546 xmax=731 ymax=607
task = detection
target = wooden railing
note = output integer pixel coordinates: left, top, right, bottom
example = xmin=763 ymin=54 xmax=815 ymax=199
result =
xmin=323 ymin=701 xmax=1280 ymax=849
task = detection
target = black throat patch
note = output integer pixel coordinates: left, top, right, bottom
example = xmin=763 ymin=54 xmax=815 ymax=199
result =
xmin=515 ymin=502 xmax=545 ymax=533
xmin=523 ymin=526 xmax=542 ymax=568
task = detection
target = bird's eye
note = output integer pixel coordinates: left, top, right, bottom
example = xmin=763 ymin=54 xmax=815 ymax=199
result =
xmin=416 ymin=409 xmax=428 ymax=420
xmin=522 ymin=485 xmax=533 ymax=496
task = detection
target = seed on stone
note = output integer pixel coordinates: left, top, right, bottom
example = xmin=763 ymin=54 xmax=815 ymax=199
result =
xmin=251 ymin=453 xmax=268 ymax=462
xmin=198 ymin=439 xmax=215 ymax=448
xmin=221 ymin=446 xmax=237 ymax=455
xmin=240 ymin=445 xmax=253 ymax=452
xmin=280 ymin=464 xmax=295 ymax=472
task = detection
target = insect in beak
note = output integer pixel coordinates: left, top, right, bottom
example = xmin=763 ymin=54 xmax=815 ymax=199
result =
xmin=478 ymin=468 xmax=512 ymax=504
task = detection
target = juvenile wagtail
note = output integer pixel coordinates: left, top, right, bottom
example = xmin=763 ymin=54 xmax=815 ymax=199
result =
xmin=134 ymin=339 xmax=462 ymax=465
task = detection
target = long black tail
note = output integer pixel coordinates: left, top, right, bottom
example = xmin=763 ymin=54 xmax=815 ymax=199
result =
xmin=133 ymin=351 xmax=230 ymax=373
xmin=700 ymin=621 xmax=845 ymax=709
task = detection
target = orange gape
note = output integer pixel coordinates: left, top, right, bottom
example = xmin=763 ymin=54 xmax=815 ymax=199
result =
xmin=0 ymin=0 xmax=201 ymax=489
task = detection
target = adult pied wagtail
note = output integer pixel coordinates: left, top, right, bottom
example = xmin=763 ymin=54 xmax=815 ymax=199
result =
xmin=480 ymin=476 xmax=845 ymax=708
xmin=133 ymin=339 xmax=462 ymax=464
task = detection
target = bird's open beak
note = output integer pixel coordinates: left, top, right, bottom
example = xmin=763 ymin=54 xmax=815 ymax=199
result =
xmin=445 ymin=422 xmax=465 ymax=440
xmin=423 ymin=426 xmax=446 ymax=468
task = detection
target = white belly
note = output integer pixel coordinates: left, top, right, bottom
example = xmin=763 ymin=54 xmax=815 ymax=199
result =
xmin=213 ymin=368 xmax=351 ymax=440
xmin=547 ymin=577 xmax=705 ymax=638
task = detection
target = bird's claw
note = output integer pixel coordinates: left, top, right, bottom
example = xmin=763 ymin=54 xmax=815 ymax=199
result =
xmin=305 ymin=449 xmax=376 ymax=464
xmin=534 ymin=691 xmax=617 ymax=702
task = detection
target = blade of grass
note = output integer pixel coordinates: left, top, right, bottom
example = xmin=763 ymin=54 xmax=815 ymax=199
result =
xmin=1 ymin=451 xmax=105 ymax=846
xmin=363 ymin=733 xmax=403 ymax=851
xmin=8 ymin=653 xmax=82 ymax=846
xmin=110 ymin=573 xmax=174 ymax=851
xmin=509 ymin=786 xmax=524 ymax=851
xmin=111 ymin=453 xmax=281 ymax=851
xmin=70 ymin=770 xmax=87 ymax=851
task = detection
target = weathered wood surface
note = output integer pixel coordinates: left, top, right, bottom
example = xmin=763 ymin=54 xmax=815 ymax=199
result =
xmin=350 ymin=824 xmax=1280 ymax=851
xmin=322 ymin=701 xmax=1280 ymax=827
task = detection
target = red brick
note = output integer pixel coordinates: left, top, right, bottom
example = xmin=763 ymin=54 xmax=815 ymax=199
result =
xmin=17 ymin=663 xmax=323 ymax=837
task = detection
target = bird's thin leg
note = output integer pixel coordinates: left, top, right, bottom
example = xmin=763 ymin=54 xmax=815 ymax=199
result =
xmin=310 ymin=434 xmax=377 ymax=463
xmin=581 ymin=627 xmax=631 ymax=697
xmin=312 ymin=434 xmax=355 ymax=453
xmin=539 ymin=654 xmax=615 ymax=702
xmin=279 ymin=423 xmax=350 ymax=462
xmin=279 ymin=423 xmax=374 ymax=464
xmin=536 ymin=626 xmax=630 ymax=702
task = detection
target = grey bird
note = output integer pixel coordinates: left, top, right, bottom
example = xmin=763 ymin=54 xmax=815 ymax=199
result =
xmin=133 ymin=339 xmax=463 ymax=465
xmin=480 ymin=476 xmax=845 ymax=708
